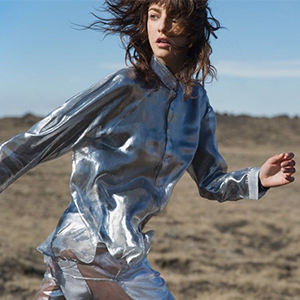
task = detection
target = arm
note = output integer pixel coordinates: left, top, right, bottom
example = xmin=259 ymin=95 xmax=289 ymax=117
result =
xmin=187 ymin=96 xmax=266 ymax=202
xmin=0 ymin=70 xmax=134 ymax=193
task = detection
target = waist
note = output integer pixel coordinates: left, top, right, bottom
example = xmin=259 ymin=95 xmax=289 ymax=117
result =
xmin=37 ymin=211 xmax=155 ymax=265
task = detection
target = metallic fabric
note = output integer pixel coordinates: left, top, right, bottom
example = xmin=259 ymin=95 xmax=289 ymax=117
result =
xmin=0 ymin=56 xmax=266 ymax=268
xmin=36 ymin=244 xmax=175 ymax=300
xmin=34 ymin=256 xmax=67 ymax=300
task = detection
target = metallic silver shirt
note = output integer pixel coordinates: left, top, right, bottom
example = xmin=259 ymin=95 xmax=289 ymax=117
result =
xmin=0 ymin=56 xmax=265 ymax=265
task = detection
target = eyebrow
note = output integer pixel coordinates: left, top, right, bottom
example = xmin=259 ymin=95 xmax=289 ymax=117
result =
xmin=148 ymin=7 xmax=162 ymax=13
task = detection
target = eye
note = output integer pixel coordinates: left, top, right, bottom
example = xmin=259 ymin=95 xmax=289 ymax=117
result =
xmin=149 ymin=13 xmax=159 ymax=20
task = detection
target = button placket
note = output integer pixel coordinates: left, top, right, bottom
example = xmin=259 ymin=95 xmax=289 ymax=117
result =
xmin=154 ymin=91 xmax=178 ymax=189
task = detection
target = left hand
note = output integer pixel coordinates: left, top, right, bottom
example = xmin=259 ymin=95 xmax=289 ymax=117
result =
xmin=259 ymin=152 xmax=296 ymax=188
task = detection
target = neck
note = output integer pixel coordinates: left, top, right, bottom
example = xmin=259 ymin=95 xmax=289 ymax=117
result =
xmin=156 ymin=57 xmax=184 ymax=79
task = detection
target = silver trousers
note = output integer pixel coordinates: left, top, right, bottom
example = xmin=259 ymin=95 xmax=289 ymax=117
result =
xmin=34 ymin=244 xmax=175 ymax=300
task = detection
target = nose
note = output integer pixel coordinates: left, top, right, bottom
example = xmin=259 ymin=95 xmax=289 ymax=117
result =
xmin=158 ymin=16 xmax=170 ymax=33
xmin=158 ymin=18 xmax=166 ymax=33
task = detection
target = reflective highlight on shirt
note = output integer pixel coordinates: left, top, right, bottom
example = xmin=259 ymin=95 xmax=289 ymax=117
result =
xmin=0 ymin=56 xmax=264 ymax=266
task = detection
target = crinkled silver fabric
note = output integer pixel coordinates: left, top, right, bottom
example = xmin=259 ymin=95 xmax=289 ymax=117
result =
xmin=0 ymin=56 xmax=266 ymax=267
xmin=35 ymin=249 xmax=175 ymax=300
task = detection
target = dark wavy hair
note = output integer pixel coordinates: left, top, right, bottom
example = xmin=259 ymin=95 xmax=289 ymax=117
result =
xmin=87 ymin=0 xmax=221 ymax=97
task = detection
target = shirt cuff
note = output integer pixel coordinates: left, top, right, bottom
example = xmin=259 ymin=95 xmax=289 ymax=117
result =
xmin=248 ymin=167 xmax=268 ymax=200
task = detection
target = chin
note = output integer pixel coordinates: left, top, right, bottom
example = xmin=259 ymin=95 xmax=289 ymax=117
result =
xmin=154 ymin=53 xmax=172 ymax=63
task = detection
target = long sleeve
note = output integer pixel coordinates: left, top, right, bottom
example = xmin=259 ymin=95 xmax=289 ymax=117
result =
xmin=187 ymin=93 xmax=266 ymax=202
xmin=0 ymin=69 xmax=136 ymax=193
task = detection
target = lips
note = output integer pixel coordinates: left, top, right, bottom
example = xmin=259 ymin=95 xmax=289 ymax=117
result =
xmin=156 ymin=37 xmax=171 ymax=48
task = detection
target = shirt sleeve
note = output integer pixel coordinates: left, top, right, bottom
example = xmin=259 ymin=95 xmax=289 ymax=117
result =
xmin=0 ymin=70 xmax=135 ymax=193
xmin=187 ymin=92 xmax=267 ymax=202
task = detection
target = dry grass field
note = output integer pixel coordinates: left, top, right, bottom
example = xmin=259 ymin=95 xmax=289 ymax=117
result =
xmin=0 ymin=113 xmax=299 ymax=300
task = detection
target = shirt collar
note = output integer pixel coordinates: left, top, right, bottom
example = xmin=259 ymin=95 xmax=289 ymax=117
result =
xmin=151 ymin=56 xmax=179 ymax=92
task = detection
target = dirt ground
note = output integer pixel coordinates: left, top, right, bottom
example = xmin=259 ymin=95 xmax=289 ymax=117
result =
xmin=0 ymin=113 xmax=299 ymax=300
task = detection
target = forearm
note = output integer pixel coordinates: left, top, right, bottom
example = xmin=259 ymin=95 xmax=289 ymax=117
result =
xmin=197 ymin=167 xmax=267 ymax=202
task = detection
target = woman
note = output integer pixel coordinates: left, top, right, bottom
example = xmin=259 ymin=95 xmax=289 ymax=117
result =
xmin=0 ymin=1 xmax=295 ymax=299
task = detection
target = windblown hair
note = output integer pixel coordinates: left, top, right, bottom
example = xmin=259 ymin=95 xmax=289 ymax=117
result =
xmin=87 ymin=0 xmax=221 ymax=97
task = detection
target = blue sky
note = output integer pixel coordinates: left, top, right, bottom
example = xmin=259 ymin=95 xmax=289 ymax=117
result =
xmin=1 ymin=0 xmax=299 ymax=118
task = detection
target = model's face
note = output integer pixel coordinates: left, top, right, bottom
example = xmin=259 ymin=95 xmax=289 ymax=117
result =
xmin=147 ymin=3 xmax=191 ymax=76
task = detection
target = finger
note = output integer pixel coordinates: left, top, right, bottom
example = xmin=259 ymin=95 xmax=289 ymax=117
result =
xmin=267 ymin=153 xmax=285 ymax=164
xmin=284 ymin=175 xmax=295 ymax=183
xmin=283 ymin=152 xmax=295 ymax=160
xmin=271 ymin=152 xmax=295 ymax=165
xmin=282 ymin=167 xmax=296 ymax=174
xmin=281 ymin=160 xmax=296 ymax=168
